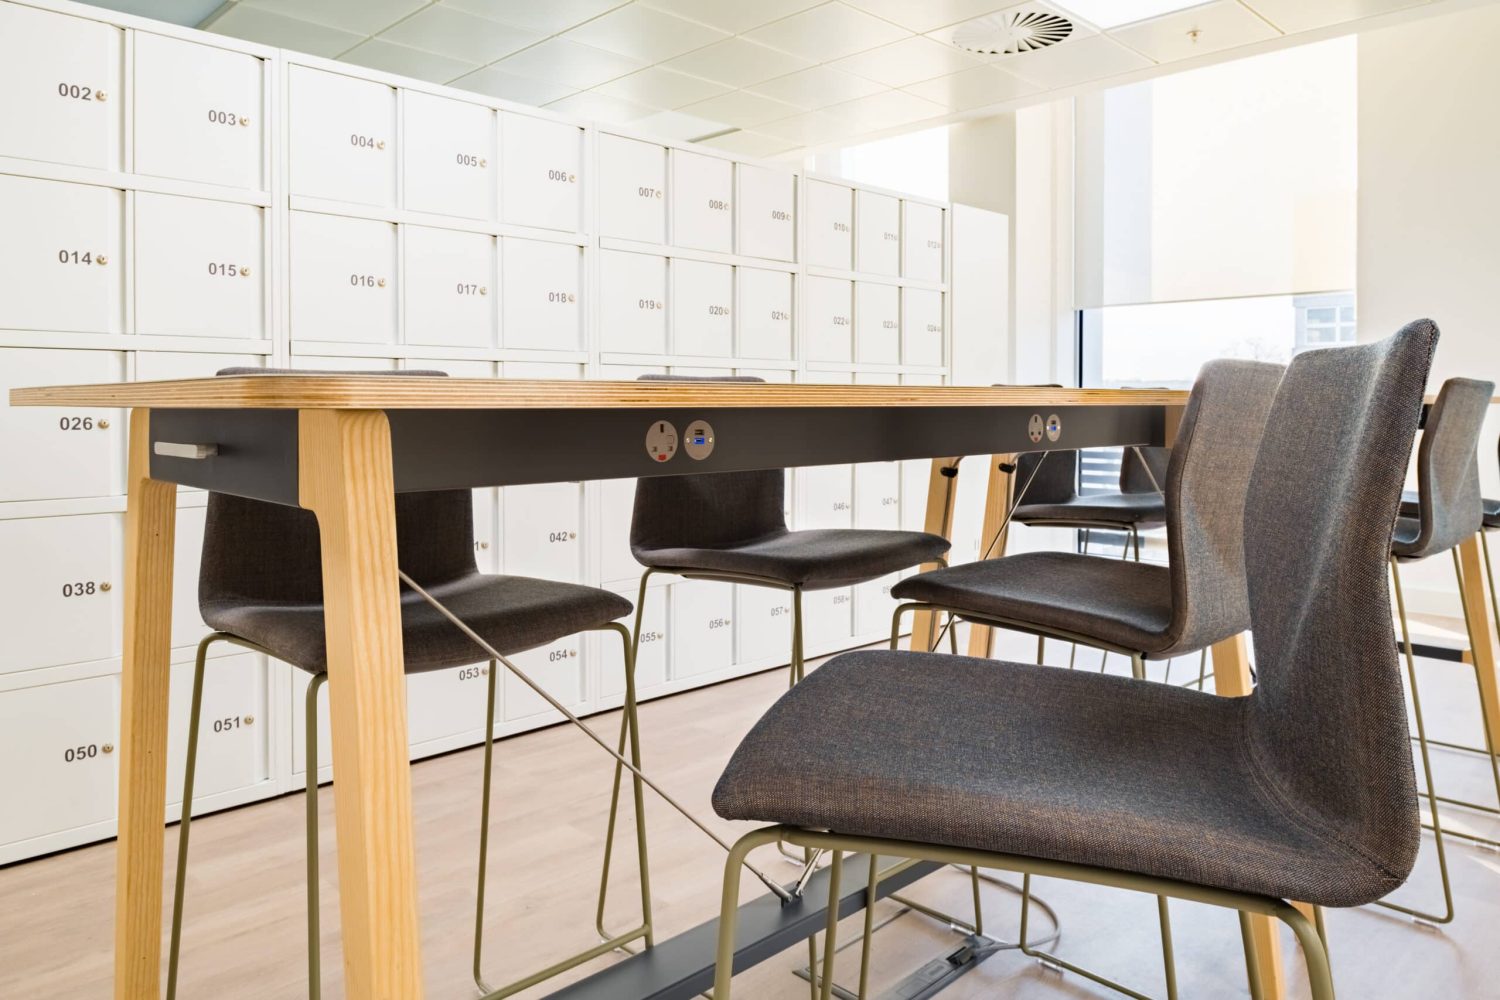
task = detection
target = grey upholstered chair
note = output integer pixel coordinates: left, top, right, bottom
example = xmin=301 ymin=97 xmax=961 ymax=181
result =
xmin=1010 ymin=444 xmax=1171 ymax=559
xmin=709 ymin=319 xmax=1438 ymax=1000
xmin=166 ymin=370 xmax=650 ymax=1000
xmin=1382 ymin=376 xmax=1497 ymax=925
xmin=1401 ymin=431 xmax=1500 ymax=624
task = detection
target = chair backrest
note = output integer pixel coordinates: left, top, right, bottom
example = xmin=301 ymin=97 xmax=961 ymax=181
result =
xmin=1406 ymin=376 xmax=1493 ymax=557
xmin=628 ymin=374 xmax=788 ymax=556
xmin=1120 ymin=446 xmax=1170 ymax=494
xmin=1159 ymin=359 xmax=1285 ymax=653
xmin=1243 ymin=320 xmax=1437 ymax=895
xmin=198 ymin=369 xmax=477 ymax=611
xmin=1013 ymin=449 xmax=1080 ymax=506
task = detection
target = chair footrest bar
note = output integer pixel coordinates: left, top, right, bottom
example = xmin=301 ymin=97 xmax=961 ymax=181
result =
xmin=482 ymin=926 xmax=650 ymax=1000
xmin=795 ymin=932 xmax=1005 ymax=1000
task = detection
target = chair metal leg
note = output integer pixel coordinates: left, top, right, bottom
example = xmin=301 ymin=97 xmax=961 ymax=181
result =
xmin=1196 ymin=648 xmax=1210 ymax=691
xmin=1239 ymin=911 xmax=1266 ymax=1000
xmin=1130 ymin=654 xmax=1146 ymax=681
xmin=1484 ymin=530 xmax=1499 ymax=644
xmin=304 ymin=672 xmax=326 ymax=1000
xmin=791 ymin=585 xmax=805 ymax=686
xmin=948 ymin=617 xmax=959 ymax=653
xmin=473 ymin=660 xmax=500 ymax=992
xmin=1020 ymin=873 xmax=1177 ymax=1000
xmin=165 ymin=634 xmax=217 ymax=1000
xmin=858 ymin=855 xmax=880 ymax=999
xmin=1131 ymin=524 xmax=1142 ymax=562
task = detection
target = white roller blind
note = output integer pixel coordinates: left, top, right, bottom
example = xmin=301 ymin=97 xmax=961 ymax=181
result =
xmin=1075 ymin=37 xmax=1356 ymax=309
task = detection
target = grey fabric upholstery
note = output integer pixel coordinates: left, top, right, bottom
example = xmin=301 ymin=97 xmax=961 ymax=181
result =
xmin=1392 ymin=379 xmax=1495 ymax=559
xmin=1010 ymin=492 xmax=1167 ymax=528
xmin=1012 ymin=446 xmax=1168 ymax=528
xmin=715 ymin=320 xmax=1436 ymax=908
xmin=200 ymin=368 xmax=631 ymax=674
xmin=893 ymin=360 xmax=1285 ymax=658
xmin=1400 ymin=491 xmax=1500 ymax=529
xmin=1121 ymin=446 xmax=1171 ymax=494
xmin=630 ymin=374 xmax=950 ymax=589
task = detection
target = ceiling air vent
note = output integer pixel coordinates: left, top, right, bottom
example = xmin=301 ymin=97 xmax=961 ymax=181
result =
xmin=952 ymin=10 xmax=1073 ymax=55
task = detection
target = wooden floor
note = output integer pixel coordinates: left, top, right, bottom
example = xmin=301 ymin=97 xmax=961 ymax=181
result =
xmin=1 ymin=626 xmax=1497 ymax=999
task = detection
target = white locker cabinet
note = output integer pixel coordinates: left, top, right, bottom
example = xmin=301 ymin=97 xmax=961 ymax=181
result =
xmin=293 ymin=354 xmax=395 ymax=371
xmin=0 ymin=175 xmax=123 ymax=333
xmin=134 ymin=351 xmax=263 ymax=380
xmin=133 ymin=32 xmax=265 ymax=190
xmin=289 ymin=66 xmax=396 ymax=207
xmin=671 ymin=149 xmax=733 ymax=253
xmin=171 ymin=503 xmax=209 ymax=649
xmin=902 ymin=289 xmax=944 ymax=367
xmin=0 ymin=3 xmax=121 ymax=171
xmin=0 ymin=512 xmax=121 ymax=673
xmin=854 ymin=462 xmax=901 ymax=531
xmin=501 ymin=238 xmax=583 ymax=351
xmin=801 ymin=275 xmax=853 ymax=363
xmin=501 ymin=113 xmax=584 ymax=233
xmin=853 ymin=282 xmax=900 ymax=365
xmin=950 ymin=455 xmax=989 ymax=567
xmin=402 ymin=226 xmax=496 ymax=349
xmin=134 ymin=193 xmax=266 ymax=339
xmin=854 ymin=191 xmax=901 ymax=276
xmin=670 ymin=259 xmax=732 ymax=358
xmin=503 ymin=482 xmax=583 ymax=583
xmin=406 ymin=664 xmax=491 ymax=754
xmin=599 ymin=250 xmax=667 ymax=354
xmin=854 ymin=574 xmax=899 ymax=638
xmin=503 ymin=637 xmax=582 ymax=722
xmin=472 ymin=487 xmax=499 ymax=573
xmin=804 ymin=180 xmax=853 ymax=271
xmin=671 ymin=581 xmax=733 ymax=680
xmin=502 ymin=361 xmax=585 ymax=379
xmin=598 ymin=134 xmax=666 ymax=244
xmin=599 ymin=478 xmax=640 ymax=585
xmin=736 ymin=163 xmax=794 ymax=262
xmin=600 ymin=584 xmax=667 ymax=698
xmin=734 ymin=586 xmax=792 ymax=666
xmin=735 ymin=267 xmax=793 ymax=360
xmin=799 ymin=464 xmax=854 ymax=530
xmin=0 ymin=674 xmax=117 ymax=850
xmin=903 ymin=202 xmax=944 ymax=282
xmin=289 ymin=211 xmax=398 ymax=344
xmin=0 ymin=348 xmax=123 ymax=502
xmin=166 ymin=651 xmax=269 ymax=806
xmin=402 ymin=91 xmax=495 ymax=221
xmin=803 ymin=587 xmax=853 ymax=652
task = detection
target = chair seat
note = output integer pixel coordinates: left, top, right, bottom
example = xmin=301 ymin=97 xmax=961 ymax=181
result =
xmin=203 ymin=573 xmax=632 ymax=674
xmin=891 ymin=551 xmax=1173 ymax=654
xmin=1399 ymin=490 xmax=1500 ymax=529
xmin=713 ymin=651 xmax=1407 ymax=908
xmin=634 ymin=528 xmax=950 ymax=590
xmin=1012 ymin=491 xmax=1167 ymax=528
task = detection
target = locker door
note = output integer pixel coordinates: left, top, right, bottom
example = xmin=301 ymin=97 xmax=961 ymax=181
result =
xmin=799 ymin=464 xmax=853 ymax=530
xmin=171 ymin=503 xmax=209 ymax=650
xmin=0 ymin=3 xmax=121 ymax=171
xmin=0 ymin=348 xmax=124 ymax=502
xmin=671 ymin=581 xmax=733 ymax=680
xmin=803 ymin=588 xmax=853 ymax=654
xmin=0 ymin=675 xmax=117 ymax=848
xmin=599 ymin=583 xmax=667 ymax=697
xmin=501 ymin=239 xmax=583 ymax=351
xmin=166 ymin=651 xmax=268 ymax=807
xmin=503 ymin=637 xmax=583 ymax=723
xmin=901 ymin=458 xmax=930 ymax=533
xmin=735 ymin=267 xmax=792 ymax=360
xmin=402 ymin=226 xmax=496 ymax=349
xmin=804 ymin=180 xmax=852 ymax=270
xmin=292 ymin=355 xmax=396 ymax=371
xmin=135 ymin=193 xmax=266 ymax=339
xmin=854 ymin=574 xmax=899 ymax=638
xmin=855 ymin=462 xmax=901 ymax=531
xmin=735 ymin=586 xmax=792 ymax=667
xmin=598 ymin=134 xmax=666 ymax=244
xmin=134 ymin=351 xmax=264 ymax=381
xmin=950 ymin=454 xmax=989 ymax=567
xmin=402 ymin=91 xmax=495 ymax=221
xmin=0 ymin=513 xmax=121 ymax=673
xmin=599 ymin=251 xmax=667 ymax=354
xmin=670 ymin=259 xmax=732 ymax=358
xmin=853 ymin=281 xmax=900 ymax=365
xmin=671 ymin=149 xmax=733 ymax=253
xmin=599 ymin=478 xmax=641 ymax=586
xmin=288 ymin=212 xmax=398 ymax=344
xmin=802 ymin=276 xmax=852 ymax=363
xmin=903 ymin=202 xmax=944 ymax=281
xmin=0 ymin=175 xmax=123 ymax=333
xmin=406 ymin=664 xmax=491 ymax=755
xmin=471 ymin=487 xmax=499 ymax=573
xmin=133 ymin=33 xmax=264 ymax=190
xmin=901 ymin=289 xmax=944 ymax=366
xmin=503 ymin=483 xmax=583 ymax=583
xmin=736 ymin=163 xmax=794 ymax=261
xmin=501 ymin=113 xmax=584 ymax=233
xmin=289 ymin=66 xmax=396 ymax=207
xmin=854 ymin=191 xmax=901 ymax=276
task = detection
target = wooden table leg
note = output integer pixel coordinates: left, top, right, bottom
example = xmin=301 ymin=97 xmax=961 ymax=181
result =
xmin=115 ymin=409 xmax=178 ymax=1000
xmin=1457 ymin=533 xmax=1500 ymax=748
xmin=299 ymin=409 xmax=425 ymax=1000
xmin=966 ymin=454 xmax=1017 ymax=658
xmin=909 ymin=457 xmax=961 ymax=652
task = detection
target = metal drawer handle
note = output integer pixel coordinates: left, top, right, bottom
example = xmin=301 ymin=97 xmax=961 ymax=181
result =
xmin=154 ymin=441 xmax=218 ymax=460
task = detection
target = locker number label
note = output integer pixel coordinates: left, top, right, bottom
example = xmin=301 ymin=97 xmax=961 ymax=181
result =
xmin=457 ymin=665 xmax=487 ymax=681
xmin=207 ymin=110 xmax=249 ymax=127
xmin=57 ymin=83 xmax=99 ymax=101
xmin=350 ymin=274 xmax=386 ymax=288
xmin=548 ymin=169 xmax=576 ymax=183
xmin=707 ymin=199 xmax=729 ymax=211
xmin=208 ymin=262 xmax=250 ymax=277
xmin=456 ymin=283 xmax=487 ymax=296
xmin=548 ymin=647 xmax=577 ymax=661
xmin=770 ymin=309 xmax=789 ymax=322
xmin=831 ymin=315 xmax=850 ymax=327
xmin=58 ymin=250 xmax=105 ymax=265
xmin=708 ymin=304 xmax=729 ymax=317
xmin=883 ymin=231 xmax=898 ymax=242
xmin=637 ymin=298 xmax=662 ymax=310
xmin=882 ymin=319 xmax=897 ymax=330
xmin=707 ymin=617 xmax=731 ymax=630
xmin=58 ymin=416 xmax=100 ymax=431
xmin=832 ymin=221 xmax=850 ymax=233
xmin=455 ymin=153 xmax=486 ymax=168
xmin=547 ymin=530 xmax=577 ymax=542
xmin=61 ymin=581 xmax=105 ymax=597
xmin=636 ymin=186 xmax=662 ymax=199
xmin=212 ymin=715 xmax=252 ymax=732
xmin=350 ymin=134 xmax=385 ymax=150
xmin=63 ymin=743 xmax=110 ymax=763
xmin=770 ymin=209 xmax=791 ymax=222
xmin=547 ymin=290 xmax=575 ymax=303
xmin=640 ymin=630 xmax=664 ymax=644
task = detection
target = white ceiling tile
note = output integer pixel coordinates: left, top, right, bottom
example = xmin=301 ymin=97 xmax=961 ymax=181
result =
xmin=1110 ymin=1 xmax=1278 ymax=62
xmin=695 ymin=130 xmax=801 ymax=157
xmin=561 ymin=4 xmax=730 ymax=62
xmin=901 ymin=63 xmax=1038 ymax=109
xmin=1054 ymin=0 xmax=1217 ymax=29
xmin=747 ymin=65 xmax=886 ymax=108
xmin=823 ymin=89 xmax=947 ymax=129
xmin=1001 ymin=33 xmax=1153 ymax=87
xmin=206 ymin=5 xmax=365 ymax=57
xmin=237 ymin=0 xmax=426 ymax=36
xmin=493 ymin=37 xmax=646 ymax=89
xmin=450 ymin=65 xmax=578 ymax=105
xmin=592 ymin=67 xmax=731 ymax=109
xmin=1241 ymin=0 xmax=1429 ymax=34
xmin=745 ymin=2 xmax=913 ymax=62
xmin=678 ymin=90 xmax=806 ymax=128
xmin=439 ymin=0 xmax=627 ymax=35
xmin=377 ymin=5 xmax=540 ymax=64
xmin=545 ymin=90 xmax=656 ymax=123
xmin=757 ymin=110 xmax=865 ymax=143
xmin=842 ymin=0 xmax=1022 ymax=32
xmin=629 ymin=110 xmax=736 ymax=141
xmin=831 ymin=35 xmax=983 ymax=87
xmin=661 ymin=37 xmax=816 ymax=87
xmin=340 ymin=39 xmax=478 ymax=82
xmin=640 ymin=0 xmax=823 ymax=34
